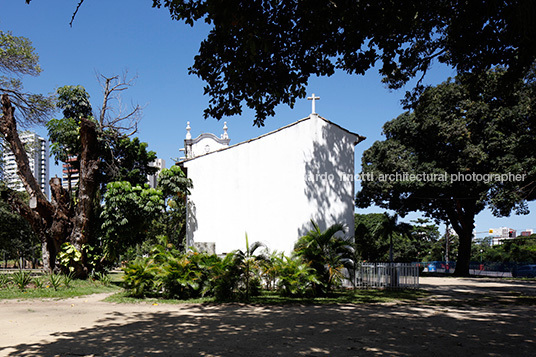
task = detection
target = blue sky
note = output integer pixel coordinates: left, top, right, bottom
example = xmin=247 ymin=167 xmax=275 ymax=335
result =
xmin=2 ymin=0 xmax=534 ymax=234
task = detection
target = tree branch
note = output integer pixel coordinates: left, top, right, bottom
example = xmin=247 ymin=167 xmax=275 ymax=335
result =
xmin=70 ymin=0 xmax=86 ymax=27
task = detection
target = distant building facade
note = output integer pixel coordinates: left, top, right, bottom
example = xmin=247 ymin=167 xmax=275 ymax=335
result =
xmin=489 ymin=226 xmax=523 ymax=245
xmin=147 ymin=158 xmax=166 ymax=188
xmin=2 ymin=131 xmax=49 ymax=197
xmin=519 ymin=229 xmax=534 ymax=237
xmin=62 ymin=155 xmax=79 ymax=192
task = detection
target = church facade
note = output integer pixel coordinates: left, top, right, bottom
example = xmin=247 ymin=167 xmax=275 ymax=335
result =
xmin=180 ymin=113 xmax=365 ymax=255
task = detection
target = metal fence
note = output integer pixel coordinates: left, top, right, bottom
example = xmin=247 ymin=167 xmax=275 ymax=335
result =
xmin=353 ymin=263 xmax=419 ymax=289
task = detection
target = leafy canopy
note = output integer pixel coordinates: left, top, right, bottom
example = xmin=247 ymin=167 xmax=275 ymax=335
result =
xmin=151 ymin=0 xmax=536 ymax=125
xmin=0 ymin=29 xmax=54 ymax=125
xmin=357 ymin=68 xmax=535 ymax=219
xmin=356 ymin=68 xmax=535 ymax=275
xmin=26 ymin=1 xmax=535 ymax=125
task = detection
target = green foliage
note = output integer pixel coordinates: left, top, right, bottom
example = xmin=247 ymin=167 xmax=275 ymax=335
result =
xmin=92 ymin=271 xmax=111 ymax=286
xmin=0 ymin=190 xmax=40 ymax=264
xmin=208 ymin=252 xmax=243 ymax=301
xmin=106 ymin=137 xmax=158 ymax=187
xmin=11 ymin=270 xmax=32 ymax=291
xmin=0 ymin=274 xmax=120 ymax=300
xmin=57 ymin=242 xmax=82 ymax=273
xmin=152 ymin=1 xmax=535 ymax=125
xmin=0 ymin=29 xmax=41 ymax=75
xmin=275 ymin=255 xmax=319 ymax=297
xmin=47 ymin=85 xmax=93 ymax=166
xmin=158 ymin=165 xmax=192 ymax=198
xmin=48 ymin=272 xmax=62 ymax=291
xmin=0 ymin=273 xmax=10 ymax=287
xmin=63 ymin=271 xmax=76 ymax=288
xmin=0 ymin=29 xmax=54 ymax=124
xmin=56 ymin=85 xmax=93 ymax=120
xmin=46 ymin=117 xmax=81 ymax=165
xmin=356 ymin=68 xmax=536 ymax=276
xmin=151 ymin=165 xmax=193 ymax=249
xmin=100 ymin=181 xmax=165 ymax=263
xmin=32 ymin=276 xmax=45 ymax=289
xmin=294 ymin=221 xmax=354 ymax=294
xmin=122 ymin=258 xmax=158 ymax=297
xmin=356 ymin=214 xmax=443 ymax=263
xmin=477 ymin=236 xmax=536 ymax=264
xmin=158 ymin=252 xmax=204 ymax=299
xmin=229 ymin=234 xmax=266 ymax=300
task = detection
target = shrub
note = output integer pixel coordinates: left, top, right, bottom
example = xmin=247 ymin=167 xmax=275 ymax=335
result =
xmin=12 ymin=270 xmax=32 ymax=291
xmin=33 ymin=276 xmax=45 ymax=289
xmin=0 ymin=273 xmax=11 ymax=288
xmin=276 ymin=256 xmax=319 ymax=297
xmin=209 ymin=252 xmax=242 ymax=301
xmin=48 ymin=272 xmax=63 ymax=291
xmin=93 ymin=271 xmax=111 ymax=286
xmin=122 ymin=258 xmax=158 ymax=297
xmin=57 ymin=242 xmax=82 ymax=273
xmin=158 ymin=253 xmax=204 ymax=299
xmin=63 ymin=271 xmax=76 ymax=288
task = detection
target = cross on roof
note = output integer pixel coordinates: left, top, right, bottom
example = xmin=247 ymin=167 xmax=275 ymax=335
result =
xmin=307 ymin=93 xmax=320 ymax=115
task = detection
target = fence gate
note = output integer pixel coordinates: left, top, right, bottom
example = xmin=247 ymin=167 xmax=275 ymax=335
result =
xmin=354 ymin=263 xmax=419 ymax=289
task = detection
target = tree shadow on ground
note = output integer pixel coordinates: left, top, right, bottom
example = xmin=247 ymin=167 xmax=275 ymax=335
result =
xmin=420 ymin=277 xmax=536 ymax=306
xmin=3 ymin=298 xmax=535 ymax=356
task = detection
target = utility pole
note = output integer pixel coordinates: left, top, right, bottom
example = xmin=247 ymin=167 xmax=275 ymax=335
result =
xmin=445 ymin=223 xmax=450 ymax=273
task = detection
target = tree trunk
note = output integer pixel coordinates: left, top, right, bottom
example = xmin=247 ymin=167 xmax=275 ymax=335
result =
xmin=447 ymin=199 xmax=476 ymax=277
xmin=1 ymin=94 xmax=71 ymax=273
xmin=68 ymin=118 xmax=100 ymax=278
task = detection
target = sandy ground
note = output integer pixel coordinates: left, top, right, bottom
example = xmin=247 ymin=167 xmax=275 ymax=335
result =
xmin=0 ymin=277 xmax=535 ymax=357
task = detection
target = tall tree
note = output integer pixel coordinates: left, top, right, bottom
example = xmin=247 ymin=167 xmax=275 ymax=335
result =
xmin=0 ymin=30 xmax=157 ymax=275
xmin=0 ymin=30 xmax=67 ymax=272
xmin=356 ymin=68 xmax=535 ymax=276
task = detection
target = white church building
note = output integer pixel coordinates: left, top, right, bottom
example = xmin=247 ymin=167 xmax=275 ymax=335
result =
xmin=180 ymin=101 xmax=365 ymax=255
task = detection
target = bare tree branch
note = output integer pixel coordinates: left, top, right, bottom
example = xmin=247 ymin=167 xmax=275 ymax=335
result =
xmin=97 ymin=71 xmax=142 ymax=136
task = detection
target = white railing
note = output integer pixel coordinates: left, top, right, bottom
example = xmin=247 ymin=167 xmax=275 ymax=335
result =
xmin=353 ymin=263 xmax=419 ymax=289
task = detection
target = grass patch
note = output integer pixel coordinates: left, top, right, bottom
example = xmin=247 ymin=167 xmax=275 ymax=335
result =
xmin=0 ymin=272 xmax=122 ymax=300
xmin=105 ymin=288 xmax=429 ymax=306
xmin=104 ymin=291 xmax=217 ymax=305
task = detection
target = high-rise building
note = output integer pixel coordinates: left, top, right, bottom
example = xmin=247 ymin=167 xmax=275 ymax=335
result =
xmin=2 ymin=131 xmax=49 ymax=197
xmin=147 ymin=158 xmax=166 ymax=188
xmin=62 ymin=155 xmax=79 ymax=192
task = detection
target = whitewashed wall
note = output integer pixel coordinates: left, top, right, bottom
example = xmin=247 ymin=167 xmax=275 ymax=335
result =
xmin=183 ymin=114 xmax=363 ymax=255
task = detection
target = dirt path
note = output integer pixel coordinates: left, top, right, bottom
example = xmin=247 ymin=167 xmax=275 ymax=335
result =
xmin=0 ymin=277 xmax=534 ymax=356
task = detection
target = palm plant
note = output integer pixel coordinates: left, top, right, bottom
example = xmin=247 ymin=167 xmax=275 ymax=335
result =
xmin=209 ymin=251 xmax=242 ymax=300
xmin=234 ymin=233 xmax=266 ymax=300
xmin=276 ymin=255 xmax=320 ymax=297
xmin=294 ymin=220 xmax=354 ymax=294
xmin=158 ymin=252 xmax=204 ymax=299
xmin=374 ymin=213 xmax=412 ymax=263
